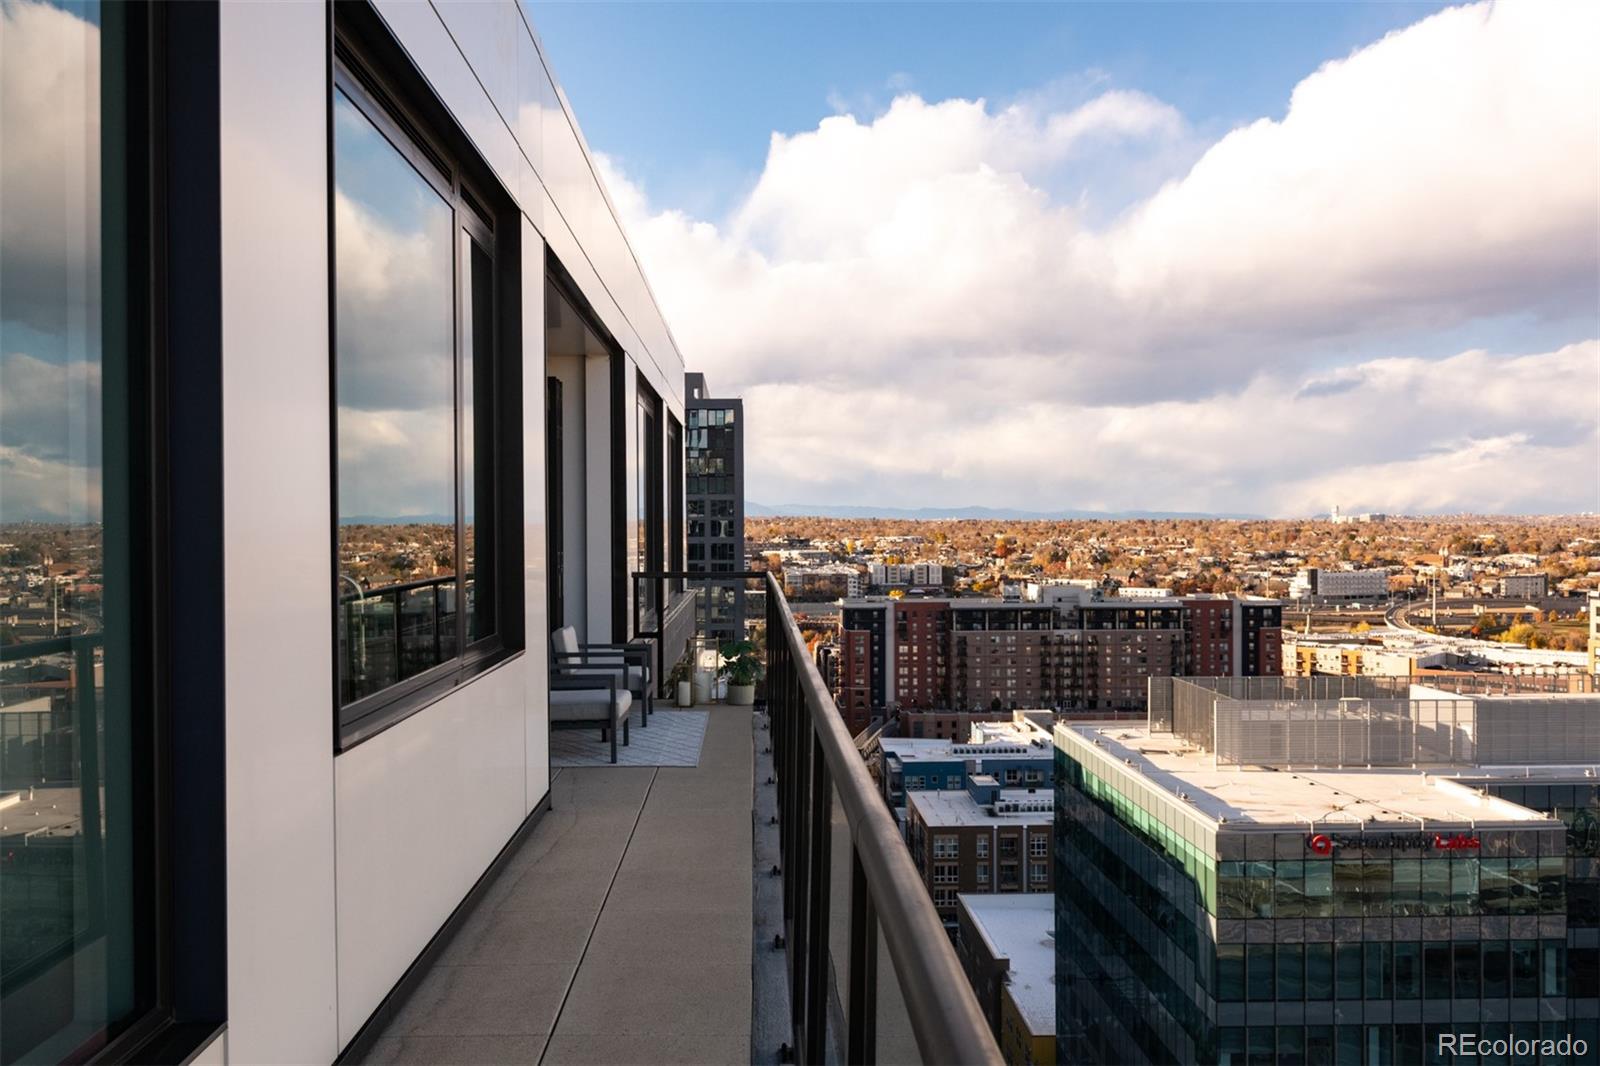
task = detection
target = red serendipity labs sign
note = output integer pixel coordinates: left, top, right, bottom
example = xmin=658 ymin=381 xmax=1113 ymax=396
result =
xmin=1305 ymin=832 xmax=1480 ymax=854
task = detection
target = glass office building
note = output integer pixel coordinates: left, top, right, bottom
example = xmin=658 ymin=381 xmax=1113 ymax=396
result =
xmin=1055 ymin=680 xmax=1600 ymax=1065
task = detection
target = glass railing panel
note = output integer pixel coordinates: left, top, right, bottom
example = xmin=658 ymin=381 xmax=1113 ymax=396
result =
xmin=398 ymin=583 xmax=439 ymax=679
xmin=339 ymin=593 xmax=398 ymax=703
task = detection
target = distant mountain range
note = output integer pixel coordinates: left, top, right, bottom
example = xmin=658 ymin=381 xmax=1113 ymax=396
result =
xmin=340 ymin=514 xmax=456 ymax=526
xmin=746 ymin=502 xmax=1264 ymax=521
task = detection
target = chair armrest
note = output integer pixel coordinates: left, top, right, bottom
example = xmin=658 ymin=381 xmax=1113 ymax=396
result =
xmin=578 ymin=640 xmax=652 ymax=655
xmin=552 ymin=652 xmax=629 ymax=675
xmin=560 ymin=646 xmax=650 ymax=668
xmin=550 ymin=668 xmax=619 ymax=694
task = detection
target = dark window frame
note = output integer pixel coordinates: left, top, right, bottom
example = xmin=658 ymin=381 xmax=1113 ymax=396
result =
xmin=329 ymin=16 xmax=523 ymax=751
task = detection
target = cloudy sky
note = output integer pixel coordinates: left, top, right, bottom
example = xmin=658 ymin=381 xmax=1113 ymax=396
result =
xmin=533 ymin=0 xmax=1600 ymax=517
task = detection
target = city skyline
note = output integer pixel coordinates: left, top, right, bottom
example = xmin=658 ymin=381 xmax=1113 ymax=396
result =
xmin=536 ymin=0 xmax=1600 ymax=518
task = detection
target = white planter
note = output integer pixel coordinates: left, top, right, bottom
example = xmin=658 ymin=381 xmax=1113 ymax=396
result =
xmin=676 ymin=680 xmax=694 ymax=707
xmin=728 ymin=683 xmax=755 ymax=706
xmin=692 ymin=672 xmax=714 ymax=704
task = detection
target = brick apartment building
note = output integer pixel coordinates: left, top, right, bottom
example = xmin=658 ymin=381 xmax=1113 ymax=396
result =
xmin=950 ymin=604 xmax=1055 ymax=711
xmin=831 ymin=591 xmax=1282 ymax=723
xmin=1182 ymin=594 xmax=1234 ymax=676
xmin=835 ymin=629 xmax=874 ymax=735
xmin=1239 ymin=596 xmax=1283 ymax=675
xmin=894 ymin=599 xmax=951 ymax=709
xmin=906 ymin=774 xmax=1054 ymax=928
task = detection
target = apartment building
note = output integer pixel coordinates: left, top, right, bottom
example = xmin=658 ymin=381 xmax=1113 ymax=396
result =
xmin=950 ymin=603 xmax=1058 ymax=710
xmin=835 ymin=593 xmax=1282 ymax=720
xmin=906 ymin=776 xmax=1054 ymax=928
xmin=1290 ymin=566 xmax=1391 ymax=601
xmin=1590 ymin=591 xmax=1600 ymax=675
xmin=899 ymin=708 xmax=1023 ymax=740
xmin=783 ymin=563 xmax=858 ymax=601
xmin=895 ymin=599 xmax=953 ymax=708
xmin=955 ymin=895 xmax=1056 ymax=1066
xmin=684 ymin=373 xmax=745 ymax=643
xmin=870 ymin=561 xmax=946 ymax=587
xmin=836 ymin=628 xmax=875 ymax=734
xmin=841 ymin=600 xmax=893 ymax=728
xmin=1182 ymin=594 xmax=1234 ymax=675
xmin=1498 ymin=572 xmax=1550 ymax=599
xmin=1238 ymin=595 xmax=1284 ymax=676
xmin=1072 ymin=600 xmax=1186 ymax=709
xmin=878 ymin=715 xmax=1055 ymax=809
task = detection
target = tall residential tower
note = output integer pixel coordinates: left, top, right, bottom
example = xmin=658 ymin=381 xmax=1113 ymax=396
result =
xmin=685 ymin=372 xmax=746 ymax=645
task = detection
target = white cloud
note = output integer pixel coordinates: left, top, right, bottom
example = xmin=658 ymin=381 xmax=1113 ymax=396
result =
xmin=600 ymin=0 xmax=1599 ymax=513
xmin=737 ymin=341 xmax=1599 ymax=516
xmin=336 ymin=405 xmax=457 ymax=520
xmin=0 ymin=0 xmax=100 ymax=339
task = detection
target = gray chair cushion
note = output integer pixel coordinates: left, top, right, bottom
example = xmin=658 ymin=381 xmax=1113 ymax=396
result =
xmin=626 ymin=665 xmax=648 ymax=690
xmin=549 ymin=687 xmax=631 ymax=722
xmin=551 ymin=626 xmax=579 ymax=658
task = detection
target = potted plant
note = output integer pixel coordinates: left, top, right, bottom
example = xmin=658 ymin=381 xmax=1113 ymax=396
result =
xmin=718 ymin=639 xmax=764 ymax=706
xmin=666 ymin=655 xmax=694 ymax=708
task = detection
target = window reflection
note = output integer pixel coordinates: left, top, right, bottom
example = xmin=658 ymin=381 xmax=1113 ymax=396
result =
xmin=334 ymin=86 xmax=456 ymax=704
xmin=1 ymin=0 xmax=149 ymax=1057
xmin=332 ymin=70 xmax=503 ymax=724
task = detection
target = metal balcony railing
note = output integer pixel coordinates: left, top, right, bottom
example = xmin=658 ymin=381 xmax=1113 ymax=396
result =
xmin=0 ymin=633 xmax=107 ymax=990
xmin=631 ymin=571 xmax=1002 ymax=1065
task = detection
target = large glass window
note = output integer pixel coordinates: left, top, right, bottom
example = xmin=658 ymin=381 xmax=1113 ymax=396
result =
xmin=333 ymin=55 xmax=510 ymax=742
xmin=1 ymin=1 xmax=156 ymax=1056
xmin=634 ymin=383 xmax=662 ymax=627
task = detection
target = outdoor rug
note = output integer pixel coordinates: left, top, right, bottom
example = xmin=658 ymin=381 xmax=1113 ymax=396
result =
xmin=550 ymin=708 xmax=710 ymax=768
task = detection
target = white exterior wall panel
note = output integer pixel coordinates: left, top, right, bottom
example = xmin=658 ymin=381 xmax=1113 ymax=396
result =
xmin=218 ymin=2 xmax=340 ymax=1061
xmin=333 ymin=659 xmax=528 ymax=1047
xmin=213 ymin=0 xmax=688 ymax=1058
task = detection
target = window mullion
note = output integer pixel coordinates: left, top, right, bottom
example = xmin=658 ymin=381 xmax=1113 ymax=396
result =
xmin=454 ymin=211 xmax=467 ymax=666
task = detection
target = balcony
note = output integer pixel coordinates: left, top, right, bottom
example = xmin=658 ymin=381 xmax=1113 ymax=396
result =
xmin=345 ymin=573 xmax=1000 ymax=1065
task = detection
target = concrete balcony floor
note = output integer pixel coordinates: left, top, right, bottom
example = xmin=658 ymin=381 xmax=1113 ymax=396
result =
xmin=351 ymin=706 xmax=761 ymax=1064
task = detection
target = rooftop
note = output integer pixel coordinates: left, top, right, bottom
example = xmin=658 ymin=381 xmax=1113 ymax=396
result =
xmin=882 ymin=719 xmax=1055 ymax=765
xmin=1060 ymin=724 xmax=1563 ymax=830
xmin=908 ymin=788 xmax=1053 ymax=828
xmin=958 ymin=894 xmax=1054 ymax=1037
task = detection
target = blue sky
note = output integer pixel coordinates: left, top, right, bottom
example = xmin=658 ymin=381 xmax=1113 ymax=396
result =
xmin=530 ymin=1 xmax=1448 ymax=220
xmin=520 ymin=2 xmax=1597 ymax=517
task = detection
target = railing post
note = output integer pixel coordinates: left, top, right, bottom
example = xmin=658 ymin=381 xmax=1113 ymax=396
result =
xmin=848 ymin=843 xmax=878 ymax=1064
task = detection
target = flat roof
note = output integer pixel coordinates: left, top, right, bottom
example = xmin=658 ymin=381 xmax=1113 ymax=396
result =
xmin=959 ymin=894 xmax=1054 ymax=1036
xmin=908 ymin=789 xmax=1052 ymax=828
xmin=882 ymin=734 xmax=1054 ymax=765
xmin=1060 ymin=725 xmax=1562 ymax=830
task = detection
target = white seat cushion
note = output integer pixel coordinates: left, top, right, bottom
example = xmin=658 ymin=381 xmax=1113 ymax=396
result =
xmin=549 ymin=687 xmax=631 ymax=722
xmin=551 ymin=626 xmax=579 ymax=658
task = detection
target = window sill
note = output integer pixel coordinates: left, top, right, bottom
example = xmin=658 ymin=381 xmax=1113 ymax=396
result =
xmin=337 ymin=646 xmax=524 ymax=753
